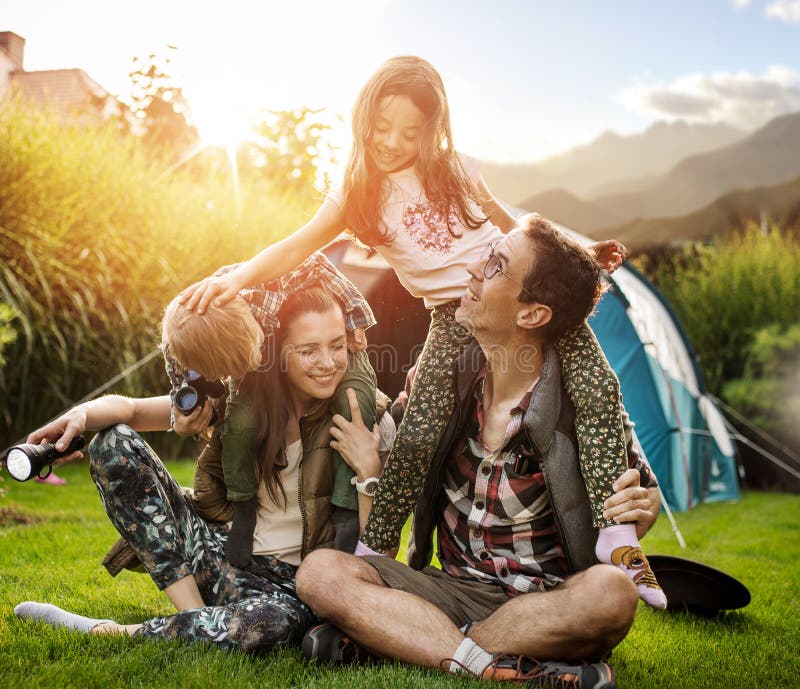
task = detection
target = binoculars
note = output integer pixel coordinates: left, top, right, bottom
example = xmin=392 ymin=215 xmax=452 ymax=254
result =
xmin=174 ymin=370 xmax=227 ymax=424
xmin=5 ymin=435 xmax=86 ymax=482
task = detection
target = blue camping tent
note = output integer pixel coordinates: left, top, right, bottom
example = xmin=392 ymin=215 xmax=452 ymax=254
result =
xmin=327 ymin=224 xmax=740 ymax=512
xmin=587 ymin=259 xmax=739 ymax=511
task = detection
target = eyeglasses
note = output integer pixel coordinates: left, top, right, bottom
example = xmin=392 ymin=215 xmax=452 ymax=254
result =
xmin=480 ymin=241 xmax=535 ymax=297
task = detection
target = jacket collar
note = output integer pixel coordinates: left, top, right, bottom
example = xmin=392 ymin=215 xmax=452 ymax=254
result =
xmin=456 ymin=338 xmax=485 ymax=402
xmin=522 ymin=345 xmax=561 ymax=456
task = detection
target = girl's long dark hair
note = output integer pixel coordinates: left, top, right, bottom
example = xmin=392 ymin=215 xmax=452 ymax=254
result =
xmin=235 ymin=285 xmax=340 ymax=507
xmin=342 ymin=55 xmax=485 ymax=246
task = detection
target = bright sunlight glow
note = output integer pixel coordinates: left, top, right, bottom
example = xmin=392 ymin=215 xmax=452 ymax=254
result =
xmin=191 ymin=93 xmax=254 ymax=153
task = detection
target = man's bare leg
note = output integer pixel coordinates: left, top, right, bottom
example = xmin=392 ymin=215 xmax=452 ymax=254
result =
xmin=297 ymin=553 xmax=637 ymax=669
xmin=297 ymin=550 xmax=464 ymax=669
xmin=468 ymin=565 xmax=638 ymax=661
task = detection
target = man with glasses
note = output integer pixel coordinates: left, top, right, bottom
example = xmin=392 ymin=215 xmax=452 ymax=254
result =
xmin=296 ymin=214 xmax=660 ymax=689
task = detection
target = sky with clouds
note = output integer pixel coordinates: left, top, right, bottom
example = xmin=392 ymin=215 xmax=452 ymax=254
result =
xmin=4 ymin=0 xmax=799 ymax=163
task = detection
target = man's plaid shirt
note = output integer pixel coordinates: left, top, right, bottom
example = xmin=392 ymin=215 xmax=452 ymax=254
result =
xmin=437 ymin=367 xmax=570 ymax=597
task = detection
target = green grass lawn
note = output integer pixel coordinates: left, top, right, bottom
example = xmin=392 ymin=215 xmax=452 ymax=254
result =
xmin=1 ymin=458 xmax=798 ymax=689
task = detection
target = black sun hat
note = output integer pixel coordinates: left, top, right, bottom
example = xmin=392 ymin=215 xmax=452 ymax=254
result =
xmin=648 ymin=554 xmax=751 ymax=615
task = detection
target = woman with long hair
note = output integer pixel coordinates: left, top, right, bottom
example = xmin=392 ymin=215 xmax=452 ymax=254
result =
xmin=14 ymin=284 xmax=391 ymax=653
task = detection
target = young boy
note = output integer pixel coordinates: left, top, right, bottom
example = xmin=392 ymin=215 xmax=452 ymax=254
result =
xmin=163 ymin=252 xmax=379 ymax=568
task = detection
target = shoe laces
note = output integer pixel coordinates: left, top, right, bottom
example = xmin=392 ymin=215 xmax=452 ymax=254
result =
xmin=483 ymin=655 xmax=581 ymax=689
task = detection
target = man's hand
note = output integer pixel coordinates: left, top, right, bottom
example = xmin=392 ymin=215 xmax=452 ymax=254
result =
xmin=603 ymin=468 xmax=659 ymax=540
xmin=590 ymin=240 xmax=627 ymax=274
xmin=347 ymin=328 xmax=368 ymax=353
xmin=172 ymin=401 xmax=216 ymax=437
xmin=25 ymin=408 xmax=88 ymax=465
xmin=329 ymin=388 xmax=381 ymax=480
xmin=179 ymin=272 xmax=241 ymax=315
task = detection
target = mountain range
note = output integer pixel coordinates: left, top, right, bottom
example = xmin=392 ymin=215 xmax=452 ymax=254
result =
xmin=489 ymin=111 xmax=800 ymax=246
xmin=586 ymin=112 xmax=800 ymax=227
xmin=588 ymin=173 xmax=800 ymax=247
xmin=482 ymin=120 xmax=745 ymax=204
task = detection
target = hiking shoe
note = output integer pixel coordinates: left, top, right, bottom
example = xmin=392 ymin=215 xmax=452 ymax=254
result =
xmin=301 ymin=623 xmax=372 ymax=665
xmin=481 ymin=655 xmax=616 ymax=689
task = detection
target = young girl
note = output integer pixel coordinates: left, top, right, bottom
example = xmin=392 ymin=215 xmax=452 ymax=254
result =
xmin=181 ymin=55 xmax=665 ymax=608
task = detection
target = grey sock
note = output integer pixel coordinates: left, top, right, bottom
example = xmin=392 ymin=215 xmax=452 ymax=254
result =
xmin=448 ymin=636 xmax=494 ymax=676
xmin=14 ymin=602 xmax=114 ymax=633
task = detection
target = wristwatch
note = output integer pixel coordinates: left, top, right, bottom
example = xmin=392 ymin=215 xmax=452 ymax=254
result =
xmin=351 ymin=475 xmax=380 ymax=497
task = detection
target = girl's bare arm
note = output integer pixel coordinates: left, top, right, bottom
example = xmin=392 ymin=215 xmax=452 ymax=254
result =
xmin=181 ymin=198 xmax=347 ymax=314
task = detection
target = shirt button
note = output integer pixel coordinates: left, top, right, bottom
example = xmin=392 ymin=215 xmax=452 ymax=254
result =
xmin=473 ymin=528 xmax=483 ymax=538
xmin=481 ymin=464 xmax=491 ymax=476
xmin=479 ymin=551 xmax=490 ymax=560
xmin=500 ymin=567 xmax=509 ymax=577
xmin=475 ymin=501 xmax=485 ymax=511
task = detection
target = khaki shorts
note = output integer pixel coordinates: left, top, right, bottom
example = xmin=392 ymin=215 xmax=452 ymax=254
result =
xmin=362 ymin=555 xmax=512 ymax=629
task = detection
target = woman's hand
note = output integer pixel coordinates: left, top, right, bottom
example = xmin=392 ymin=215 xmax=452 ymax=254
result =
xmin=26 ymin=408 xmax=88 ymax=465
xmin=590 ymin=240 xmax=627 ymax=274
xmin=602 ymin=468 xmax=659 ymax=539
xmin=180 ymin=272 xmax=241 ymax=315
xmin=329 ymin=388 xmax=381 ymax=480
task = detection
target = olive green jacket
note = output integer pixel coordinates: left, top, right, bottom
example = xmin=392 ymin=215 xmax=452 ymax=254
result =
xmin=103 ymin=390 xmax=390 ymax=576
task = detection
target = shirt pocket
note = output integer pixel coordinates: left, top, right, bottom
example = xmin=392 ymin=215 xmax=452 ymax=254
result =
xmin=496 ymin=447 xmax=548 ymax=524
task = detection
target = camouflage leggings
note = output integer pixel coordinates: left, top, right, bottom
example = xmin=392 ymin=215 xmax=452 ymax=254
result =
xmin=361 ymin=304 xmax=627 ymax=552
xmin=89 ymin=425 xmax=317 ymax=653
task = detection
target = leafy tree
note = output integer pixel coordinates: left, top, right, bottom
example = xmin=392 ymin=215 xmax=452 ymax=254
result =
xmin=241 ymin=108 xmax=340 ymax=198
xmin=126 ymin=47 xmax=198 ymax=159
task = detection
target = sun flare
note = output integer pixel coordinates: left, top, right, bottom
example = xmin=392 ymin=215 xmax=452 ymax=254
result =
xmin=192 ymin=104 xmax=253 ymax=153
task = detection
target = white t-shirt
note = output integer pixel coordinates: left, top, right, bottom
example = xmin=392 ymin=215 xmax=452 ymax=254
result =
xmin=252 ymin=438 xmax=303 ymax=566
xmin=329 ymin=154 xmax=504 ymax=308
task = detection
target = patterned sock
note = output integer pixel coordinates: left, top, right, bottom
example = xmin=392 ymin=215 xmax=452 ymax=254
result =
xmin=448 ymin=637 xmax=494 ymax=676
xmin=14 ymin=602 xmax=114 ymax=633
xmin=595 ymin=524 xmax=667 ymax=610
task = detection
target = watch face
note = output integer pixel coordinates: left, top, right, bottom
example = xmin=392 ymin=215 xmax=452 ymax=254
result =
xmin=364 ymin=478 xmax=379 ymax=497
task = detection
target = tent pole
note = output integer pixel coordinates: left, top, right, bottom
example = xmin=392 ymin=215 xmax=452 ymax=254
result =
xmin=658 ymin=486 xmax=687 ymax=548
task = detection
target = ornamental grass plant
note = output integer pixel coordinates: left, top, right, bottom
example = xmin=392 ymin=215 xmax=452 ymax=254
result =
xmin=0 ymin=97 xmax=317 ymax=449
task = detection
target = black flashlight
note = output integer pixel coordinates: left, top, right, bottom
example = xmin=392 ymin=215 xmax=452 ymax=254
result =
xmin=5 ymin=435 xmax=86 ymax=482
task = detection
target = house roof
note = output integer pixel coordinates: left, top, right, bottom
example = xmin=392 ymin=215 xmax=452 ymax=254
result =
xmin=0 ymin=32 xmax=119 ymax=120
xmin=11 ymin=68 xmax=108 ymax=106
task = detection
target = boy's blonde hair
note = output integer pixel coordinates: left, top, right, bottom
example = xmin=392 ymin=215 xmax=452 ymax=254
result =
xmin=161 ymin=295 xmax=263 ymax=380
